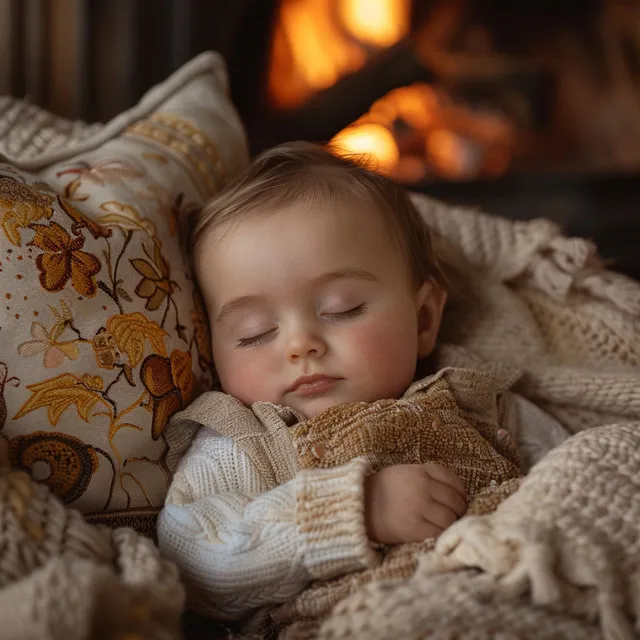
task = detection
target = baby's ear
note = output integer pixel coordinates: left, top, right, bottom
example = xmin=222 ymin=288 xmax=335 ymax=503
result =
xmin=416 ymin=280 xmax=447 ymax=359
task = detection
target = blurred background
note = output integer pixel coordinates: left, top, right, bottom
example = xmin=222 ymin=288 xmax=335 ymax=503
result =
xmin=1 ymin=0 xmax=639 ymax=277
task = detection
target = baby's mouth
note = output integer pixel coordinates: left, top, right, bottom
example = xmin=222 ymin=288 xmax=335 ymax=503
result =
xmin=287 ymin=374 xmax=341 ymax=396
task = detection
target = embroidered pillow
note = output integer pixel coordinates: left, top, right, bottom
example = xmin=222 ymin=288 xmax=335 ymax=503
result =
xmin=0 ymin=52 xmax=247 ymax=533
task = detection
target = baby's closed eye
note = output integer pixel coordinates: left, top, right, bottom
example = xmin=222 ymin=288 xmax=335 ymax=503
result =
xmin=321 ymin=304 xmax=367 ymax=321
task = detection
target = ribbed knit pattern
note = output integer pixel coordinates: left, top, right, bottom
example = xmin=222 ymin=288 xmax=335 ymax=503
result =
xmin=0 ymin=460 xmax=184 ymax=640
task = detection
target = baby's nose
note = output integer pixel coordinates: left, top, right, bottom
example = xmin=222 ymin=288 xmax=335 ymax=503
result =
xmin=286 ymin=331 xmax=327 ymax=362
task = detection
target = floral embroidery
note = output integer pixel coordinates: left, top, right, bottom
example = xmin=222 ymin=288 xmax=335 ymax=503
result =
xmin=17 ymin=321 xmax=80 ymax=368
xmin=28 ymin=221 xmax=102 ymax=296
xmin=106 ymin=312 xmax=168 ymax=368
xmin=126 ymin=113 xmax=226 ymax=198
xmin=0 ymin=99 xmax=235 ymax=514
xmin=9 ymin=431 xmax=114 ymax=508
xmin=0 ymin=177 xmax=56 ymax=245
xmin=56 ymin=159 xmax=144 ymax=201
xmin=92 ymin=328 xmax=120 ymax=369
xmin=96 ymin=201 xmax=157 ymax=238
xmin=135 ymin=186 xmax=198 ymax=259
xmin=131 ymin=242 xmax=179 ymax=312
xmin=141 ymin=350 xmax=194 ymax=439
xmin=13 ymin=373 xmax=111 ymax=425
xmin=58 ymin=196 xmax=112 ymax=240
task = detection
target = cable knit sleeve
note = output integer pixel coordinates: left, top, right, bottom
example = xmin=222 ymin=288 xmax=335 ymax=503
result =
xmin=157 ymin=428 xmax=379 ymax=621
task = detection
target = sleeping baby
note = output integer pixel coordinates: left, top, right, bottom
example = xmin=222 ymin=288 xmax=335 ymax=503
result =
xmin=157 ymin=142 xmax=568 ymax=626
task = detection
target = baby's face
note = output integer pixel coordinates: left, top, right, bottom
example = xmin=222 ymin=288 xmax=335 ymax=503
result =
xmin=197 ymin=202 xmax=428 ymax=418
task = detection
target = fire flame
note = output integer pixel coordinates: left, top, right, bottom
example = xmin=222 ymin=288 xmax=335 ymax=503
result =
xmin=269 ymin=0 xmax=410 ymax=108
xmin=268 ymin=0 xmax=515 ymax=181
xmin=330 ymin=84 xmax=515 ymax=182
xmin=338 ymin=0 xmax=410 ymax=47
xmin=330 ymin=122 xmax=400 ymax=174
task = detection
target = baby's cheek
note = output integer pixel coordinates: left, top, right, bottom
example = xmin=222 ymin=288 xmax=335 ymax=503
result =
xmin=345 ymin=321 xmax=417 ymax=389
xmin=216 ymin=352 xmax=273 ymax=406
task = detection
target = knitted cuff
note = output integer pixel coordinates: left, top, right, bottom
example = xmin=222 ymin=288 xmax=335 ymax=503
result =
xmin=296 ymin=458 xmax=381 ymax=580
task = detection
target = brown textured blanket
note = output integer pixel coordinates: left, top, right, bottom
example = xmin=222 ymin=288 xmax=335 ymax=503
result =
xmin=269 ymin=373 xmax=523 ymax=637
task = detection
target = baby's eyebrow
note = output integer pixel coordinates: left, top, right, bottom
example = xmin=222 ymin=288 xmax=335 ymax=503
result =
xmin=314 ymin=268 xmax=378 ymax=286
xmin=215 ymin=295 xmax=266 ymax=325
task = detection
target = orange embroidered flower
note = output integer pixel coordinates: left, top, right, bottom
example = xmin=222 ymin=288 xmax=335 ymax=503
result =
xmin=131 ymin=242 xmax=178 ymax=311
xmin=28 ymin=222 xmax=101 ymax=296
xmin=141 ymin=350 xmax=194 ymax=439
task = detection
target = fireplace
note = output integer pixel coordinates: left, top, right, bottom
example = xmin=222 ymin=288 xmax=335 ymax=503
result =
xmin=228 ymin=0 xmax=640 ymax=278
xmin=260 ymin=0 xmax=535 ymax=183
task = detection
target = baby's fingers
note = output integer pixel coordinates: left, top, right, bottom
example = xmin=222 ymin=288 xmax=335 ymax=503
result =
xmin=414 ymin=519 xmax=444 ymax=542
xmin=429 ymin=482 xmax=467 ymax=518
xmin=422 ymin=501 xmax=458 ymax=532
xmin=423 ymin=463 xmax=467 ymax=501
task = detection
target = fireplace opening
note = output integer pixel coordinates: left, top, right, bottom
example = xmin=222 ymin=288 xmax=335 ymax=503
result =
xmin=239 ymin=0 xmax=640 ymax=184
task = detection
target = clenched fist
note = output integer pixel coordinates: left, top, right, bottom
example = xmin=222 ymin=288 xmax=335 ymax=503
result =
xmin=364 ymin=463 xmax=467 ymax=545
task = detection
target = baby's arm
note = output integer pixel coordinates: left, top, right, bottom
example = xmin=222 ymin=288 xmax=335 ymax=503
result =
xmin=157 ymin=428 xmax=379 ymax=621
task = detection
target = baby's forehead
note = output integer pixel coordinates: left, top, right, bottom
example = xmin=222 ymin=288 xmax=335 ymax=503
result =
xmin=204 ymin=194 xmax=392 ymax=244
xmin=195 ymin=200 xmax=408 ymax=289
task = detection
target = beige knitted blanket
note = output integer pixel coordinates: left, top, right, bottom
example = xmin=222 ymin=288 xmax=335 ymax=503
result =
xmin=0 ymin=439 xmax=185 ymax=640
xmin=260 ymin=196 xmax=640 ymax=640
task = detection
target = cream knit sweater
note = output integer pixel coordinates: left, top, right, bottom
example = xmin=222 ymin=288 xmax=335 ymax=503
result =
xmin=157 ymin=364 xmax=566 ymax=621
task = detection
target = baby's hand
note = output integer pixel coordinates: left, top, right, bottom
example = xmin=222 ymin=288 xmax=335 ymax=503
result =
xmin=364 ymin=463 xmax=467 ymax=545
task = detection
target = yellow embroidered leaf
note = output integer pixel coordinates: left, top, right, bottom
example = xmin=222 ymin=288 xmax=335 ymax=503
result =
xmin=0 ymin=182 xmax=55 ymax=245
xmin=1 ymin=213 xmax=23 ymax=246
xmin=106 ymin=312 xmax=168 ymax=367
xmin=13 ymin=374 xmax=108 ymax=425
xmin=81 ymin=374 xmax=104 ymax=391
xmin=131 ymin=257 xmax=161 ymax=281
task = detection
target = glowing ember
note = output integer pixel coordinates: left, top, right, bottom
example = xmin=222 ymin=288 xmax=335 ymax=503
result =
xmin=426 ymin=129 xmax=483 ymax=180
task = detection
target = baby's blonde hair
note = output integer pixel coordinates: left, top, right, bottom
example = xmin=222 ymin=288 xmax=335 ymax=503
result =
xmin=194 ymin=142 xmax=448 ymax=288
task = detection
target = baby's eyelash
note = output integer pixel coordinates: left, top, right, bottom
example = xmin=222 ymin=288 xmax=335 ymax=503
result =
xmin=325 ymin=304 xmax=366 ymax=321
xmin=236 ymin=329 xmax=277 ymax=348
